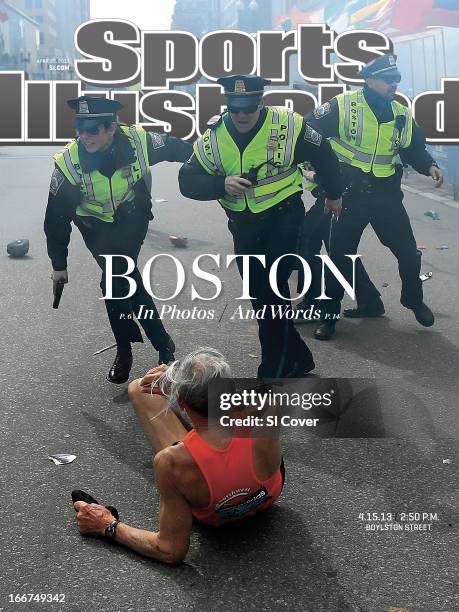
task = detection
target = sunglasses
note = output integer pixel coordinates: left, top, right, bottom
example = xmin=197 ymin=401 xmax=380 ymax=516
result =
xmin=77 ymin=124 xmax=103 ymax=136
xmin=380 ymin=74 xmax=401 ymax=84
xmin=227 ymin=104 xmax=259 ymax=115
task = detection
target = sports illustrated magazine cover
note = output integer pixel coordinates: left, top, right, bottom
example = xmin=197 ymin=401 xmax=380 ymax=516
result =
xmin=1 ymin=1 xmax=458 ymax=610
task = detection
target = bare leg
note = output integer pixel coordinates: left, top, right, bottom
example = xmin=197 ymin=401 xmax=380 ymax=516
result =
xmin=128 ymin=379 xmax=189 ymax=453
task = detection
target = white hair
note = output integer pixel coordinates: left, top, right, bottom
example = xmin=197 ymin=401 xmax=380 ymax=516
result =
xmin=156 ymin=347 xmax=231 ymax=416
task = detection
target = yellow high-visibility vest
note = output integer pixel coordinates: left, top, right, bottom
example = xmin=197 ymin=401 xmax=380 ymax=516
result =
xmin=193 ymin=107 xmax=304 ymax=213
xmin=330 ymin=90 xmax=413 ymax=177
xmin=53 ymin=125 xmax=150 ymax=222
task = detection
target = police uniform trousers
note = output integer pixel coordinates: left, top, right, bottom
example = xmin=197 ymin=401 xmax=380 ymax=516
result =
xmin=322 ymin=184 xmax=423 ymax=317
xmin=299 ymin=194 xmax=382 ymax=305
xmin=227 ymin=199 xmax=314 ymax=378
xmin=75 ymin=201 xmax=170 ymax=349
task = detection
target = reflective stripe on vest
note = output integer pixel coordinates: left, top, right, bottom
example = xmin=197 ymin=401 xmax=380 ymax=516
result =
xmin=53 ymin=124 xmax=150 ymax=222
xmin=330 ymin=90 xmax=413 ymax=178
xmin=193 ymin=107 xmax=304 ymax=213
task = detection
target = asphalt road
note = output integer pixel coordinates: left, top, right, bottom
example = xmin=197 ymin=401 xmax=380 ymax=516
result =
xmin=0 ymin=147 xmax=457 ymax=612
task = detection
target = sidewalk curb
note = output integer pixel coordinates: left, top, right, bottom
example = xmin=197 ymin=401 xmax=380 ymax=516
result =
xmin=403 ymin=184 xmax=459 ymax=210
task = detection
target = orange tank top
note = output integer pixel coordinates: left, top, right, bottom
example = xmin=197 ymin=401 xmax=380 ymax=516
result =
xmin=182 ymin=429 xmax=283 ymax=527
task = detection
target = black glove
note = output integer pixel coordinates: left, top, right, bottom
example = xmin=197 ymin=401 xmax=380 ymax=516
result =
xmin=71 ymin=489 xmax=119 ymax=520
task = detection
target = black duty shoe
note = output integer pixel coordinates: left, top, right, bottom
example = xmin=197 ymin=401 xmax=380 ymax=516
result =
xmin=158 ymin=336 xmax=176 ymax=365
xmin=314 ymin=321 xmax=336 ymax=341
xmin=410 ymin=302 xmax=435 ymax=327
xmin=284 ymin=355 xmax=316 ymax=377
xmin=343 ymin=300 xmax=385 ymax=318
xmin=107 ymin=344 xmax=132 ymax=384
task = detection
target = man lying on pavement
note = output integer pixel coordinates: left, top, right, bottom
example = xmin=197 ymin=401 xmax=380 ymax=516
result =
xmin=73 ymin=347 xmax=285 ymax=564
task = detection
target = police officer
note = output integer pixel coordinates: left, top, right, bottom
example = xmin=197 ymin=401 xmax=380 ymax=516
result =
xmin=295 ymin=165 xmax=383 ymax=321
xmin=178 ymin=75 xmax=343 ymax=378
xmin=304 ymin=54 xmax=443 ymax=340
xmin=44 ymin=96 xmax=192 ymax=383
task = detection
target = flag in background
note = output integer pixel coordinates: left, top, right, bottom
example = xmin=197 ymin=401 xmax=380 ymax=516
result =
xmin=289 ymin=5 xmax=314 ymax=26
xmin=349 ymin=0 xmax=389 ymax=26
xmin=274 ymin=1 xmax=459 ymax=32
xmin=391 ymin=0 xmax=459 ymax=32
xmin=365 ymin=0 xmax=398 ymax=32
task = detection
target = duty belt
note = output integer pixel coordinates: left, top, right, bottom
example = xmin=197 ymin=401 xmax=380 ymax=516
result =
xmin=225 ymin=198 xmax=303 ymax=223
xmin=344 ymin=171 xmax=402 ymax=195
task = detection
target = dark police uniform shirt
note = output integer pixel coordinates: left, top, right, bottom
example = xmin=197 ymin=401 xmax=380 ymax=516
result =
xmin=305 ymin=86 xmax=435 ymax=189
xmin=178 ymin=108 xmax=343 ymax=204
xmin=44 ymin=128 xmax=192 ymax=270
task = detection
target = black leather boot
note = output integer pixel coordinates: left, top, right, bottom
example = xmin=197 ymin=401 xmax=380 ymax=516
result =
xmin=314 ymin=321 xmax=336 ymax=341
xmin=158 ymin=336 xmax=176 ymax=365
xmin=410 ymin=302 xmax=434 ymax=327
xmin=107 ymin=343 xmax=133 ymax=384
xmin=343 ymin=299 xmax=385 ymax=318
xmin=284 ymin=354 xmax=316 ymax=377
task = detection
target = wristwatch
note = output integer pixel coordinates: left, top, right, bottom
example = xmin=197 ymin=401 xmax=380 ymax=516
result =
xmin=105 ymin=519 xmax=120 ymax=539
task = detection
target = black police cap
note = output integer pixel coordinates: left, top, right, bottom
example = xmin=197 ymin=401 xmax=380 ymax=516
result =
xmin=217 ymin=74 xmax=271 ymax=96
xmin=217 ymin=75 xmax=271 ymax=112
xmin=359 ymin=54 xmax=401 ymax=80
xmin=67 ymin=96 xmax=123 ymax=130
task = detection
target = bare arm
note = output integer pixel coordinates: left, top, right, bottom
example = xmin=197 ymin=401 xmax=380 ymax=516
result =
xmin=73 ymin=451 xmax=193 ymax=564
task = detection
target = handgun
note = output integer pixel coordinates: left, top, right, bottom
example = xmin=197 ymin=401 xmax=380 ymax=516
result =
xmin=240 ymin=166 xmax=259 ymax=185
xmin=52 ymin=279 xmax=65 ymax=309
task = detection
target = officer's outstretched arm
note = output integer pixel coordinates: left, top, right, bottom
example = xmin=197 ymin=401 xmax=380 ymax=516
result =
xmin=178 ymin=155 xmax=227 ymax=201
xmin=304 ymin=99 xmax=340 ymax=138
xmin=399 ymin=121 xmax=438 ymax=177
xmin=295 ymin=122 xmax=343 ymax=202
xmin=44 ymin=167 xmax=79 ymax=272
xmin=146 ymin=132 xmax=193 ymax=165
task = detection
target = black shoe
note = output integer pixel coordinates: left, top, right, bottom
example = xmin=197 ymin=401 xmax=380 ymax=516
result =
xmin=410 ymin=302 xmax=434 ymax=327
xmin=314 ymin=321 xmax=336 ymax=341
xmin=284 ymin=355 xmax=316 ymax=377
xmin=158 ymin=336 xmax=176 ymax=365
xmin=107 ymin=344 xmax=132 ymax=384
xmin=71 ymin=489 xmax=119 ymax=519
xmin=343 ymin=300 xmax=385 ymax=318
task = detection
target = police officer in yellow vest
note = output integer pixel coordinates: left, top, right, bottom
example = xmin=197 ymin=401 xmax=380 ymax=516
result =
xmin=178 ymin=75 xmax=343 ymax=378
xmin=295 ymin=164 xmax=383 ymax=323
xmin=44 ymin=96 xmax=192 ymax=383
xmin=304 ymin=54 xmax=443 ymax=341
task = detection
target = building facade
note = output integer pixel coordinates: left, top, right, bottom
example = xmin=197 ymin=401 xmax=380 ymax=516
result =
xmin=171 ymin=0 xmax=221 ymax=36
xmin=172 ymin=0 xmax=272 ymax=35
xmin=217 ymin=0 xmax=273 ymax=32
xmin=14 ymin=0 xmax=89 ymax=79
xmin=54 ymin=0 xmax=90 ymax=63
xmin=0 ymin=1 xmax=39 ymax=76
